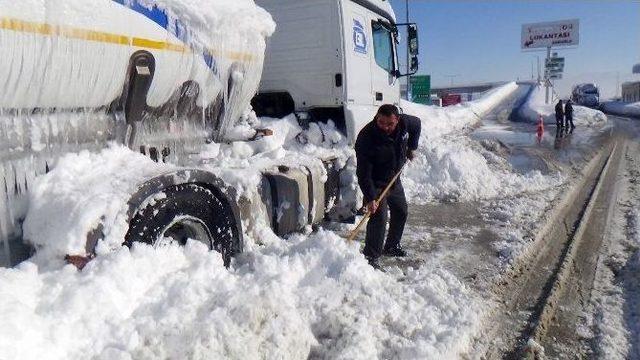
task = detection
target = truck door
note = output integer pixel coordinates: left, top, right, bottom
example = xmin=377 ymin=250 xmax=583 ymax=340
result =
xmin=369 ymin=19 xmax=399 ymax=107
xmin=340 ymin=1 xmax=401 ymax=143
xmin=341 ymin=3 xmax=374 ymax=112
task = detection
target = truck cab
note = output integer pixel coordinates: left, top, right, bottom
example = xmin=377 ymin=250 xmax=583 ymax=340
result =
xmin=252 ymin=0 xmax=419 ymax=144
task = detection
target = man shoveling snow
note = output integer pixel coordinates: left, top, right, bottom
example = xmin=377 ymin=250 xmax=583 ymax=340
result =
xmin=354 ymin=105 xmax=421 ymax=270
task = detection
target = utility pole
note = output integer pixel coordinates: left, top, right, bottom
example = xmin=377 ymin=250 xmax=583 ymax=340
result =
xmin=531 ymin=59 xmax=534 ymax=80
xmin=405 ymin=0 xmax=410 ymax=100
xmin=444 ymin=74 xmax=459 ymax=86
xmin=544 ymin=46 xmax=551 ymax=104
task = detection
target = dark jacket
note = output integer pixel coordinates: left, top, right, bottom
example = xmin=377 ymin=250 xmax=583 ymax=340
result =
xmin=565 ymin=101 xmax=573 ymax=118
xmin=355 ymin=114 xmax=421 ymax=202
xmin=555 ymin=102 xmax=564 ymax=118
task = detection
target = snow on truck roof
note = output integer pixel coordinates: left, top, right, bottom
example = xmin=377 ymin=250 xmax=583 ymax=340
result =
xmin=352 ymin=0 xmax=397 ymax=23
xmin=0 ymin=0 xmax=275 ymax=63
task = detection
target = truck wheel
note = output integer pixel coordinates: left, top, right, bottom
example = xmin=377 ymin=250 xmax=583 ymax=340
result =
xmin=124 ymin=183 xmax=240 ymax=266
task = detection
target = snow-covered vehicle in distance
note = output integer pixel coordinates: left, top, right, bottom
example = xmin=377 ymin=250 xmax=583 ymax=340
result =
xmin=253 ymin=0 xmax=420 ymax=144
xmin=571 ymin=83 xmax=600 ymax=108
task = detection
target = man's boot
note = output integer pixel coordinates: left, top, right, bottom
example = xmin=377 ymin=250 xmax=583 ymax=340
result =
xmin=366 ymin=256 xmax=384 ymax=271
xmin=383 ymin=246 xmax=407 ymax=257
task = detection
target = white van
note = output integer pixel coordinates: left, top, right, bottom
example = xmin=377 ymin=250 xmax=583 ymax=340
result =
xmin=253 ymin=0 xmax=419 ymax=144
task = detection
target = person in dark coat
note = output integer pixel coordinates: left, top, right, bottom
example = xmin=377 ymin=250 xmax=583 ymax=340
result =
xmin=354 ymin=104 xmax=421 ymax=270
xmin=555 ymin=100 xmax=564 ymax=129
xmin=564 ymin=99 xmax=575 ymax=131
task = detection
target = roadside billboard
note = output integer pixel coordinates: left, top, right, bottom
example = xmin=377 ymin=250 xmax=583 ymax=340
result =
xmin=442 ymin=94 xmax=462 ymax=107
xmin=521 ymin=19 xmax=579 ymax=49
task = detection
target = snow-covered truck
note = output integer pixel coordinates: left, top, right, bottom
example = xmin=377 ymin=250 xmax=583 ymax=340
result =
xmin=0 ymin=0 xmax=276 ymax=267
xmin=0 ymin=0 xmax=418 ymax=268
xmin=253 ymin=0 xmax=419 ymax=144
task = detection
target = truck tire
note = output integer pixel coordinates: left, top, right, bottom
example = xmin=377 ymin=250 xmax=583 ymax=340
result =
xmin=124 ymin=183 xmax=240 ymax=266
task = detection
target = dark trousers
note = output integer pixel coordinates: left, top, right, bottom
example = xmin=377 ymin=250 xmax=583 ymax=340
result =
xmin=556 ymin=115 xmax=563 ymax=128
xmin=363 ymin=182 xmax=408 ymax=259
xmin=565 ymin=115 xmax=574 ymax=128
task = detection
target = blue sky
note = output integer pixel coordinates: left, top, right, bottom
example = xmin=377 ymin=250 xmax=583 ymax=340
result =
xmin=388 ymin=0 xmax=640 ymax=96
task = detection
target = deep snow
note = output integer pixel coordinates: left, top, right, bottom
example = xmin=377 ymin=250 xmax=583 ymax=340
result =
xmin=0 ymin=82 xmax=565 ymax=359
xmin=0 ymin=234 xmax=481 ymax=359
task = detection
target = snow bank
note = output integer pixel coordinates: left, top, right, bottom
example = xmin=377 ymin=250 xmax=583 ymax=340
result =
xmin=400 ymin=83 xmax=560 ymax=203
xmin=199 ymin=112 xmax=352 ymax=195
xmin=601 ymin=101 xmax=640 ymax=119
xmin=0 ymin=230 xmax=481 ymax=359
xmin=23 ymin=146 xmax=176 ymax=265
xmin=519 ymin=85 xmax=607 ymax=126
xmin=403 ymin=136 xmax=559 ymax=203
xmin=401 ymin=82 xmax=518 ymax=139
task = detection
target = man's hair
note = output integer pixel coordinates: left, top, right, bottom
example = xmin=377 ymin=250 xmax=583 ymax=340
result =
xmin=377 ymin=104 xmax=399 ymax=118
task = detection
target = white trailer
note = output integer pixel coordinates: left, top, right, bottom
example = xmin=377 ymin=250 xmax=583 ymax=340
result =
xmin=253 ymin=0 xmax=420 ymax=143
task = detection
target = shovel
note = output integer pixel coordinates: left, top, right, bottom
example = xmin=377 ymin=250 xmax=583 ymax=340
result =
xmin=347 ymin=162 xmax=407 ymax=242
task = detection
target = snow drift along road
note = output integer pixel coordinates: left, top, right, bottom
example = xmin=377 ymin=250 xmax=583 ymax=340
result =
xmin=601 ymin=101 xmax=640 ymax=119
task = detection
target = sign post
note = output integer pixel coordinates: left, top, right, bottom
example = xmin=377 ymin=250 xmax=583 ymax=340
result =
xmin=545 ymin=47 xmax=551 ymax=104
xmin=522 ymin=19 xmax=579 ymax=104
xmin=410 ymin=75 xmax=431 ymax=104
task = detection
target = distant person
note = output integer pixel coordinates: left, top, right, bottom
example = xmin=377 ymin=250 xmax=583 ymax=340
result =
xmin=355 ymin=104 xmax=421 ymax=270
xmin=564 ymin=99 xmax=575 ymax=131
xmin=555 ymin=100 xmax=564 ymax=129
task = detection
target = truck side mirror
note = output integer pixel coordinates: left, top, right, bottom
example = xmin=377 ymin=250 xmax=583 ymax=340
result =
xmin=393 ymin=22 xmax=420 ymax=77
xmin=408 ymin=24 xmax=419 ymax=56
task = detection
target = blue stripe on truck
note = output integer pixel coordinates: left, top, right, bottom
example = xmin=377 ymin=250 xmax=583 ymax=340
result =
xmin=111 ymin=0 xmax=217 ymax=72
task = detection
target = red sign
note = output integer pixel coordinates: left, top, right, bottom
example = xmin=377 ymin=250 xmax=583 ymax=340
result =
xmin=442 ymin=94 xmax=462 ymax=107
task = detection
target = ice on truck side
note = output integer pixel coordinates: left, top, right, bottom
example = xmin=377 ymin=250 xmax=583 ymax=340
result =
xmin=0 ymin=0 xmax=419 ymax=268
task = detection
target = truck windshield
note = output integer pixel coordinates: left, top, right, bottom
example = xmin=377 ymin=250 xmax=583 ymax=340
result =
xmin=372 ymin=22 xmax=394 ymax=73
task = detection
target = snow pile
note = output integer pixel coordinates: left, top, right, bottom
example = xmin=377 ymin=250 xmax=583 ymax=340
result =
xmin=403 ymin=136 xmax=558 ymax=203
xmin=399 ymin=83 xmax=561 ymax=203
xmin=200 ymin=112 xmax=352 ymax=195
xmin=401 ymin=82 xmax=518 ymax=139
xmin=23 ymin=146 xmax=176 ymax=264
xmin=0 ymin=230 xmax=481 ymax=359
xmin=601 ymin=101 xmax=640 ymax=119
xmin=519 ymin=85 xmax=608 ymax=125
xmin=142 ymin=0 xmax=276 ymax=39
